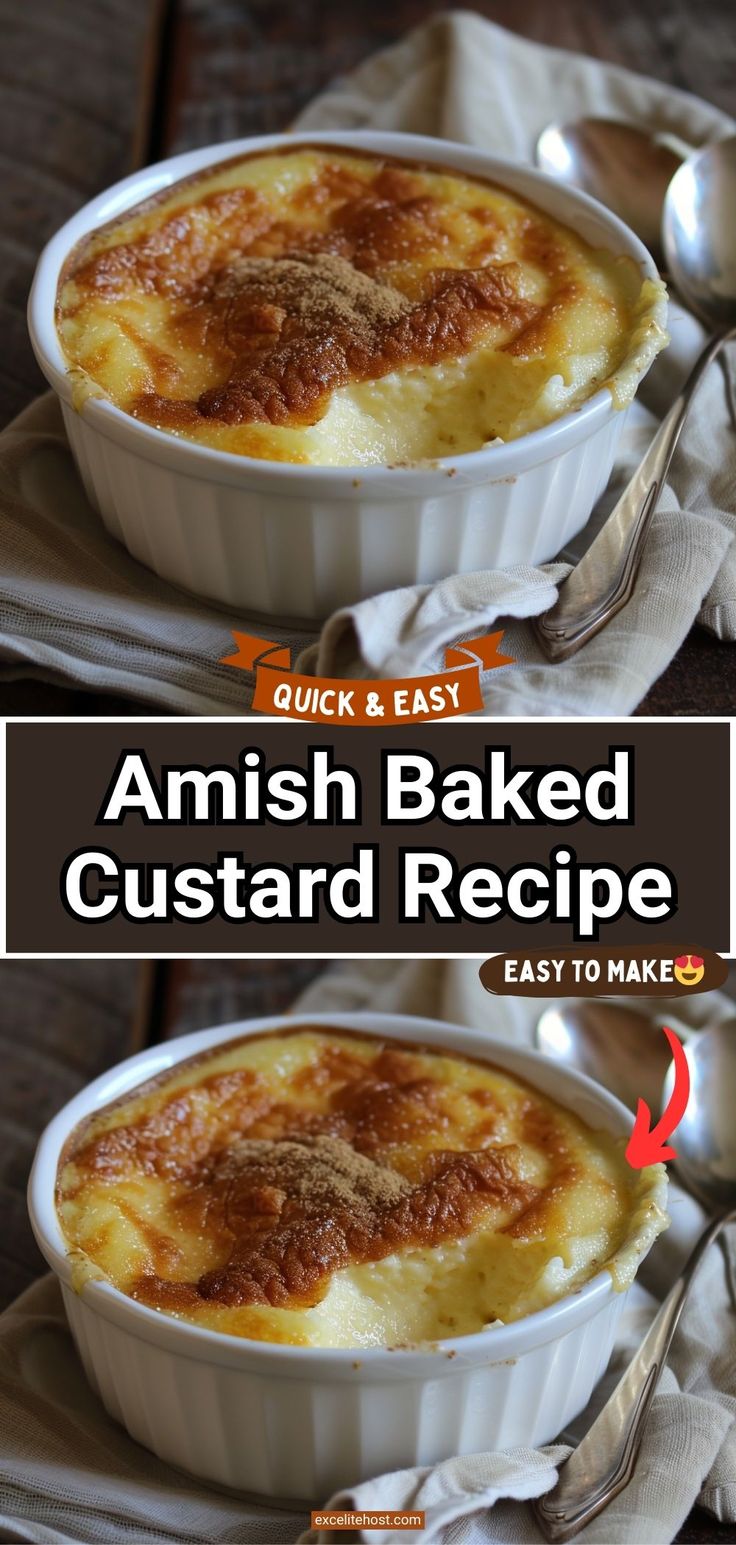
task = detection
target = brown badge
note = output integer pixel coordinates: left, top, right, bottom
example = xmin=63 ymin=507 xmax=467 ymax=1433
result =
xmin=479 ymin=946 xmax=728 ymax=998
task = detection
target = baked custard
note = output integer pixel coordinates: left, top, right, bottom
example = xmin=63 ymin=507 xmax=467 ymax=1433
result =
xmin=57 ymin=1028 xmax=667 ymax=1348
xmin=56 ymin=145 xmax=667 ymax=466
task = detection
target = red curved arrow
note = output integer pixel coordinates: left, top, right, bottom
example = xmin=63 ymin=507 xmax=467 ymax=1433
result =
xmin=625 ymin=1026 xmax=691 ymax=1167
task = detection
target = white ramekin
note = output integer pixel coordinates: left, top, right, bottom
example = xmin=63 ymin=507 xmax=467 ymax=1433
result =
xmin=29 ymin=1011 xmax=665 ymax=1504
xmin=28 ymin=131 xmax=664 ymax=621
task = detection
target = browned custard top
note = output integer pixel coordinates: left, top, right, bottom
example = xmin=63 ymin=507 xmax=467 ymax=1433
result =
xmin=62 ymin=158 xmax=537 ymax=431
xmin=56 ymin=147 xmax=667 ymax=465
xmin=56 ymin=1027 xmax=666 ymax=1346
xmin=62 ymin=1040 xmax=534 ymax=1310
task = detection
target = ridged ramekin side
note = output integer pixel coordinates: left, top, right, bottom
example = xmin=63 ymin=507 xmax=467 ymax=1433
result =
xmin=61 ymin=404 xmax=626 ymax=620
xmin=61 ymin=1282 xmax=627 ymax=1501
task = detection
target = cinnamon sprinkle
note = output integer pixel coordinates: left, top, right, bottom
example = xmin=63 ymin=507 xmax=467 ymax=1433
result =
xmin=62 ymin=1033 xmax=576 ymax=1320
xmin=132 ymin=250 xmax=535 ymax=429
xmin=132 ymin=1132 xmax=534 ymax=1311
xmin=59 ymin=147 xmax=597 ymax=446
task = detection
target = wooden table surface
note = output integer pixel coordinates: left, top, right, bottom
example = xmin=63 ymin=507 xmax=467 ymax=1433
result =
xmin=2 ymin=0 xmax=735 ymax=715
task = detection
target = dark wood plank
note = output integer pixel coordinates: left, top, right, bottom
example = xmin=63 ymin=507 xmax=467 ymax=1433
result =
xmin=0 ymin=961 xmax=143 ymax=1306
xmin=158 ymin=0 xmax=736 ymax=154
xmin=636 ymin=626 xmax=736 ymax=715
xmin=154 ymin=959 xmax=327 ymax=1039
xmin=0 ymin=0 xmax=164 ymax=425
xmin=676 ymin=1510 xmax=736 ymax=1544
xmin=0 ymin=0 xmax=168 ymax=716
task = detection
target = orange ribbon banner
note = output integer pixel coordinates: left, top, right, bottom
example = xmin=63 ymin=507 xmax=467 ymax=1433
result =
xmin=221 ymin=631 xmax=514 ymax=723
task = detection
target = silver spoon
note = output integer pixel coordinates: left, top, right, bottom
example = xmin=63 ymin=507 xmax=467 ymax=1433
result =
xmin=534 ymin=136 xmax=736 ymax=661
xmin=535 ymin=1002 xmax=693 ymax=1115
xmin=536 ymin=118 xmax=691 ymax=267
xmin=534 ymin=1025 xmax=736 ymax=1541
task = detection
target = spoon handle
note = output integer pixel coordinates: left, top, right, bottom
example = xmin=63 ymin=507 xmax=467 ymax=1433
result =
xmin=533 ymin=1207 xmax=736 ymax=1542
xmin=535 ymin=326 xmax=736 ymax=660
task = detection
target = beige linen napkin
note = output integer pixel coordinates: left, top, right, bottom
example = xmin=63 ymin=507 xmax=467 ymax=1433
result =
xmin=2 ymin=960 xmax=735 ymax=1545
xmin=2 ymin=12 xmax=735 ymax=715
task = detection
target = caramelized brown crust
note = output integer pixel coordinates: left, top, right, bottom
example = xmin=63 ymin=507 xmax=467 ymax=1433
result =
xmin=59 ymin=1030 xmax=575 ymax=1315
xmin=58 ymin=148 xmax=570 ymax=433
xmin=190 ymin=258 xmax=532 ymax=428
xmin=188 ymin=1136 xmax=527 ymax=1310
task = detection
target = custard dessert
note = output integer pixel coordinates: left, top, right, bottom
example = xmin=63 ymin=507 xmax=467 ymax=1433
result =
xmin=57 ymin=1027 xmax=667 ymax=1348
xmin=56 ymin=145 xmax=667 ymax=467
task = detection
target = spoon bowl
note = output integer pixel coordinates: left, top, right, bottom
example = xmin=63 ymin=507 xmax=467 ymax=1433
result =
xmin=536 ymin=1002 xmax=683 ymax=1114
xmin=662 ymin=136 xmax=736 ymax=330
xmin=536 ymin=117 xmax=684 ymax=264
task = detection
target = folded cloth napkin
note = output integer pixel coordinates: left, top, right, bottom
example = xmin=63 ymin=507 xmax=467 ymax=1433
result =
xmin=2 ymin=960 xmax=735 ymax=1545
xmin=2 ymin=12 xmax=735 ymax=715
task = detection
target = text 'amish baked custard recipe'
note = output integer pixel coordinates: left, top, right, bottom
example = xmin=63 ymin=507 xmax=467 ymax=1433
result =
xmin=56 ymin=145 xmax=667 ymax=467
xmin=57 ymin=1027 xmax=667 ymax=1348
